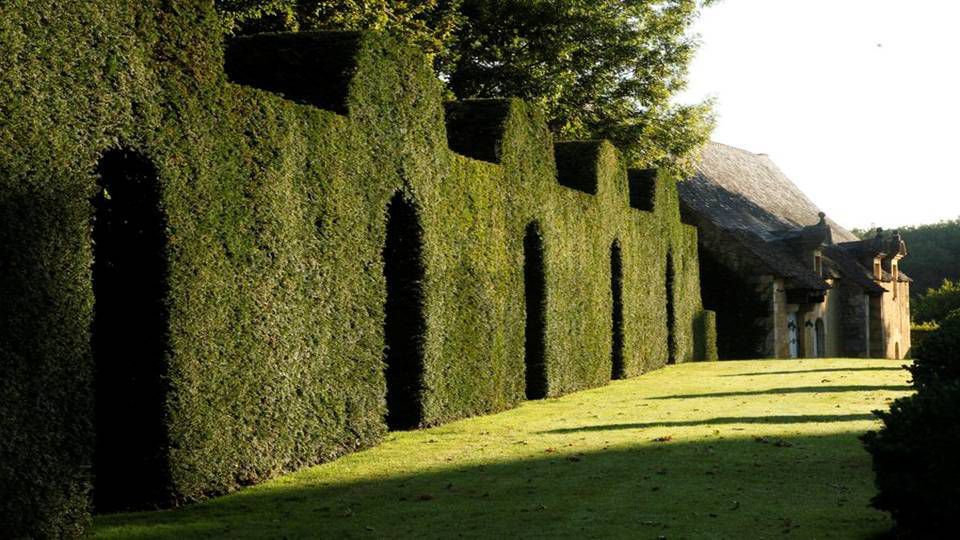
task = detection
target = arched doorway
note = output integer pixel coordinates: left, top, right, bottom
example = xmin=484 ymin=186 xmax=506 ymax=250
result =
xmin=383 ymin=191 xmax=426 ymax=430
xmin=665 ymin=251 xmax=676 ymax=365
xmin=523 ymin=222 xmax=547 ymax=399
xmin=610 ymin=240 xmax=624 ymax=379
xmin=92 ymin=149 xmax=170 ymax=511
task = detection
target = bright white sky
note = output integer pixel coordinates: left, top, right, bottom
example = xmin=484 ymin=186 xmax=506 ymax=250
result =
xmin=679 ymin=0 xmax=960 ymax=230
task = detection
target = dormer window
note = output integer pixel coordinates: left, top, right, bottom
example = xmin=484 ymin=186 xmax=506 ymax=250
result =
xmin=873 ymin=260 xmax=882 ymax=280
xmin=814 ymin=253 xmax=823 ymax=277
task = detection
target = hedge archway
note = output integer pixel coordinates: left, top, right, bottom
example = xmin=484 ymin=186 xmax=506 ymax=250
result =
xmin=383 ymin=191 xmax=426 ymax=430
xmin=610 ymin=240 xmax=624 ymax=379
xmin=524 ymin=222 xmax=547 ymax=399
xmin=666 ymin=251 xmax=676 ymax=365
xmin=92 ymin=148 xmax=170 ymax=511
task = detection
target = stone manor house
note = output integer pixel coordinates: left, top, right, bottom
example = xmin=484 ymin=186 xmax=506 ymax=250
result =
xmin=680 ymin=142 xmax=911 ymax=360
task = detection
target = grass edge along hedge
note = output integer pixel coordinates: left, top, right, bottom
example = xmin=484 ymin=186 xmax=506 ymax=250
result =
xmin=0 ymin=4 xmax=715 ymax=536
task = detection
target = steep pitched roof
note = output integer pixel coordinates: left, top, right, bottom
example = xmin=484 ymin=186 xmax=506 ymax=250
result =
xmin=679 ymin=142 xmax=859 ymax=243
xmin=678 ymin=142 xmax=901 ymax=295
xmin=726 ymin=229 xmax=828 ymax=290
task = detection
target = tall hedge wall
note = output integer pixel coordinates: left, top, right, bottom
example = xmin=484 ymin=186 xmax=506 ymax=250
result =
xmin=0 ymin=2 xmax=714 ymax=536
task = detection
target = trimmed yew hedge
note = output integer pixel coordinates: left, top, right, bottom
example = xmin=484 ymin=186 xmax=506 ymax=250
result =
xmin=0 ymin=3 xmax=714 ymax=536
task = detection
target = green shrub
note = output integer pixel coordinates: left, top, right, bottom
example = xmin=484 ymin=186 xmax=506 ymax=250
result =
xmin=914 ymin=279 xmax=960 ymax=324
xmin=862 ymin=382 xmax=960 ymax=537
xmin=909 ymin=309 xmax=960 ymax=389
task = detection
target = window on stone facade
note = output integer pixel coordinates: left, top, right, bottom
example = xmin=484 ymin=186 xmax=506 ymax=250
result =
xmin=873 ymin=260 xmax=881 ymax=280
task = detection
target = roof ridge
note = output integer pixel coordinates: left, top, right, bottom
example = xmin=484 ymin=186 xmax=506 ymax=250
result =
xmin=707 ymin=140 xmax=768 ymax=157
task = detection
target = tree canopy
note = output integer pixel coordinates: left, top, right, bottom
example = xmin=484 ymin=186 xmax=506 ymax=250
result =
xmin=215 ymin=0 xmax=715 ymax=172
xmin=914 ymin=280 xmax=960 ymax=325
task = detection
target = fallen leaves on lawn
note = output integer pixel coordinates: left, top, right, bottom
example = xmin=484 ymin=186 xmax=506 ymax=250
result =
xmin=754 ymin=436 xmax=793 ymax=447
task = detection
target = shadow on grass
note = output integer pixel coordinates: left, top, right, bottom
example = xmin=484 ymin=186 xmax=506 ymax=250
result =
xmin=538 ymin=413 xmax=877 ymax=434
xmin=649 ymin=385 xmax=913 ymax=400
xmin=723 ymin=367 xmax=907 ymax=377
xmin=93 ymin=433 xmax=892 ymax=539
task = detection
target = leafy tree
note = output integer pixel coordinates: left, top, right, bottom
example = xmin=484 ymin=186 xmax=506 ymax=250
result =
xmin=216 ymin=1 xmax=461 ymax=57
xmin=914 ymin=279 xmax=960 ymax=324
xmin=216 ymin=0 xmax=299 ymax=34
xmin=900 ymin=219 xmax=960 ymax=297
xmin=449 ymin=0 xmax=714 ymax=171
xmin=214 ymin=0 xmax=715 ymax=173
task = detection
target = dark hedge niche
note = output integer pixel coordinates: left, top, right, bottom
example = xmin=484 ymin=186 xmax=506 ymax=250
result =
xmin=224 ymin=32 xmax=362 ymax=113
xmin=610 ymin=240 xmax=625 ymax=379
xmin=524 ymin=222 xmax=548 ymax=399
xmin=383 ymin=192 xmax=426 ymax=430
xmin=92 ymin=149 xmax=171 ymax=512
xmin=554 ymin=142 xmax=600 ymax=195
xmin=443 ymin=99 xmax=512 ymax=163
xmin=629 ymin=169 xmax=656 ymax=212
xmin=666 ymin=251 xmax=677 ymax=365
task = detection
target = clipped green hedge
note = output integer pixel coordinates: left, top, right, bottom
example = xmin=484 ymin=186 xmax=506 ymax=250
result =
xmin=0 ymin=2 xmax=714 ymax=536
xmin=697 ymin=310 xmax=719 ymax=361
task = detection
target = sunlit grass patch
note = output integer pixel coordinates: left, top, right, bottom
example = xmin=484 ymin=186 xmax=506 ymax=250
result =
xmin=94 ymin=359 xmax=911 ymax=539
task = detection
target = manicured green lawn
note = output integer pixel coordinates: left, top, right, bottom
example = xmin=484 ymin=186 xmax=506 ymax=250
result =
xmin=94 ymin=359 xmax=912 ymax=539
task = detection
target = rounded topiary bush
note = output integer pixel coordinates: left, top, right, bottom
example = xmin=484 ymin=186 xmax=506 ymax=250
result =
xmin=909 ymin=309 xmax=960 ymax=389
xmin=861 ymin=382 xmax=960 ymax=537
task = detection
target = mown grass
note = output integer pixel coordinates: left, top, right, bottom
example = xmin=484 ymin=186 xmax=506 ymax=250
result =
xmin=94 ymin=359 xmax=911 ymax=539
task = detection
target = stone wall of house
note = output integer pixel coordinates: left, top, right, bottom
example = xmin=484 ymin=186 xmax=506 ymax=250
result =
xmin=825 ymin=286 xmax=845 ymax=356
xmin=880 ymin=280 xmax=911 ymax=359
xmin=838 ymin=282 xmax=870 ymax=358
xmin=767 ymin=277 xmax=790 ymax=358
